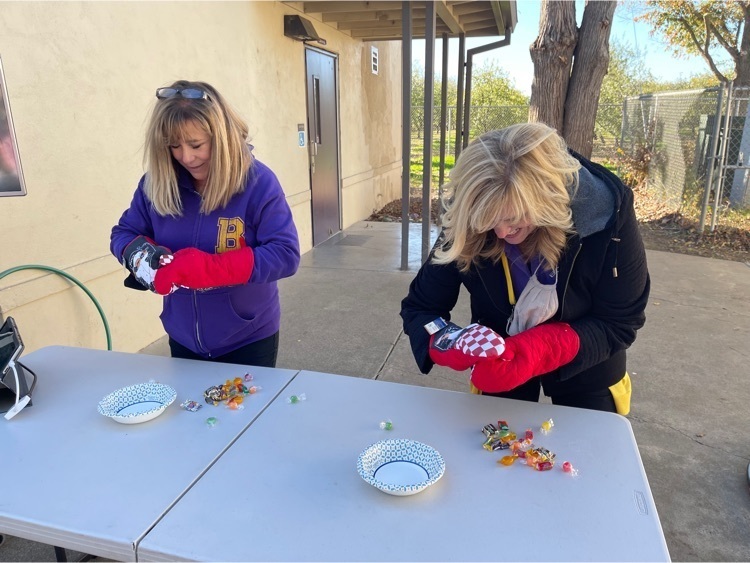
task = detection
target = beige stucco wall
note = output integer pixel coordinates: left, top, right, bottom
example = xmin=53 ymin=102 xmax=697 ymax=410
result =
xmin=0 ymin=1 xmax=402 ymax=355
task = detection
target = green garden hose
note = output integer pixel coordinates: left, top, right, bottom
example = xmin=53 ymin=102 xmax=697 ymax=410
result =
xmin=0 ymin=264 xmax=112 ymax=350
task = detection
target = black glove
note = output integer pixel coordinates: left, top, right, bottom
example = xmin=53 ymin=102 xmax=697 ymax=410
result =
xmin=122 ymin=236 xmax=173 ymax=292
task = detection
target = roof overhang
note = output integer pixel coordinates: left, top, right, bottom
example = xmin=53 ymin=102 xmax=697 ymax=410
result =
xmin=283 ymin=1 xmax=517 ymax=41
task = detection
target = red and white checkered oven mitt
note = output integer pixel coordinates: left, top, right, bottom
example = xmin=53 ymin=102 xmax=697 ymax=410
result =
xmin=429 ymin=323 xmax=505 ymax=372
xmin=455 ymin=324 xmax=506 ymax=357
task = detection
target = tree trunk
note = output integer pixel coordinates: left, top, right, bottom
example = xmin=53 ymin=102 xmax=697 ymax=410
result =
xmin=729 ymin=5 xmax=750 ymax=207
xmin=563 ymin=1 xmax=617 ymax=158
xmin=735 ymin=3 xmax=750 ymax=87
xmin=529 ymin=0 xmax=577 ymax=133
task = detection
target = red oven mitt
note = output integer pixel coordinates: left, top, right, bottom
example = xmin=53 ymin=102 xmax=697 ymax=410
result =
xmin=153 ymin=240 xmax=254 ymax=295
xmin=471 ymin=322 xmax=580 ymax=393
xmin=429 ymin=323 xmax=506 ymax=372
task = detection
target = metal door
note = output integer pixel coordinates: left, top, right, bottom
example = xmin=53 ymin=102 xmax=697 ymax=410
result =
xmin=305 ymin=48 xmax=341 ymax=246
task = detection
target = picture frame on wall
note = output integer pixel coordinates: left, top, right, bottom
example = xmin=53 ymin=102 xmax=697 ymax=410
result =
xmin=0 ymin=55 xmax=26 ymax=197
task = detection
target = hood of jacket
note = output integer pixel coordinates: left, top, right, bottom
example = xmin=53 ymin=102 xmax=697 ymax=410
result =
xmin=569 ymin=152 xmax=628 ymax=239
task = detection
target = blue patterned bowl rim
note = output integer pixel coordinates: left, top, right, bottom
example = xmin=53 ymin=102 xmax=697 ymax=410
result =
xmin=357 ymin=438 xmax=445 ymax=493
xmin=97 ymin=381 xmax=177 ymax=419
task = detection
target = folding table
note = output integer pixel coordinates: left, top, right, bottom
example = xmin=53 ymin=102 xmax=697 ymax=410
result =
xmin=0 ymin=346 xmax=297 ymax=561
xmin=138 ymin=369 xmax=670 ymax=562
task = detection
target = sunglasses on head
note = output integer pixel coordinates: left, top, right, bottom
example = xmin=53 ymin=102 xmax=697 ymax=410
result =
xmin=155 ymin=87 xmax=208 ymax=100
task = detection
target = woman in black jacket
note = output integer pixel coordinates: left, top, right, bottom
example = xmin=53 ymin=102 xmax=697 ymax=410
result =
xmin=400 ymin=122 xmax=650 ymax=413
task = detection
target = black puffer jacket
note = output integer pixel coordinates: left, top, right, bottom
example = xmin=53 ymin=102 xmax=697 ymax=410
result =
xmin=400 ymin=153 xmax=650 ymax=396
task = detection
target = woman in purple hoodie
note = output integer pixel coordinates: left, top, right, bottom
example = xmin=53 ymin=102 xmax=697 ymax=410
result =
xmin=111 ymin=80 xmax=300 ymax=367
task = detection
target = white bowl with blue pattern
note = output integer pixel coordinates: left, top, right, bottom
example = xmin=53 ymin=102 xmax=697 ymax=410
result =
xmin=357 ymin=439 xmax=445 ymax=496
xmin=98 ymin=381 xmax=177 ymax=424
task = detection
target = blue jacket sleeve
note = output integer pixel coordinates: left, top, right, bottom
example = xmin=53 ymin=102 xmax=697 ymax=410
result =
xmin=246 ymin=165 xmax=300 ymax=284
xmin=110 ymin=177 xmax=154 ymax=262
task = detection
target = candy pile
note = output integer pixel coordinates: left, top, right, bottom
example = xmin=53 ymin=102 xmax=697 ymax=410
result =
xmin=204 ymin=373 xmax=261 ymax=409
xmin=483 ymin=418 xmax=577 ymax=475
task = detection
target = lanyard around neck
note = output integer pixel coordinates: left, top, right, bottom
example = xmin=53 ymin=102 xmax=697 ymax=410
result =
xmin=470 ymin=252 xmax=515 ymax=397
xmin=500 ymin=252 xmax=517 ymax=306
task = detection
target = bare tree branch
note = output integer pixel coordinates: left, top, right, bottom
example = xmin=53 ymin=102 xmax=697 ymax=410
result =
xmin=679 ymin=15 xmax=728 ymax=83
xmin=706 ymin=16 xmax=740 ymax=61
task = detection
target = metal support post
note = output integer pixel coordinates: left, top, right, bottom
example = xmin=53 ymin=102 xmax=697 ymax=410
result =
xmin=421 ymin=0 xmax=436 ymax=262
xmin=699 ymin=84 xmax=725 ymax=233
xmin=400 ymin=1 xmax=412 ymax=270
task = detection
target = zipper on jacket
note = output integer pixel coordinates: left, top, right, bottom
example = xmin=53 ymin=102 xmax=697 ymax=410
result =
xmin=193 ymin=290 xmax=211 ymax=357
xmin=611 ymin=203 xmax=622 ymax=278
xmin=191 ymin=213 xmax=210 ymax=357
xmin=611 ymin=237 xmax=621 ymax=277
xmin=559 ymin=242 xmax=583 ymax=320
xmin=476 ymin=266 xmax=514 ymax=318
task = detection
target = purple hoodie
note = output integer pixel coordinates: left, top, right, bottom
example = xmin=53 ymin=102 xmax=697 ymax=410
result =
xmin=111 ymin=159 xmax=300 ymax=358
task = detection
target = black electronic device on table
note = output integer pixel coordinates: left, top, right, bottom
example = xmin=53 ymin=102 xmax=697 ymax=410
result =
xmin=0 ymin=316 xmax=34 ymax=419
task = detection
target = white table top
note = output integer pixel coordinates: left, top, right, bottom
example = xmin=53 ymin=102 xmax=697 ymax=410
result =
xmin=0 ymin=346 xmax=297 ymax=561
xmin=138 ymin=370 xmax=670 ymax=562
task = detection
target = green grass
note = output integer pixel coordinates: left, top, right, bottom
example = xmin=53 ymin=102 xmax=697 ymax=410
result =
xmin=410 ymin=140 xmax=456 ymax=185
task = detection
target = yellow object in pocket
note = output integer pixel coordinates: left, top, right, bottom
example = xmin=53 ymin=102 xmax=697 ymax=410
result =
xmin=609 ymin=373 xmax=632 ymax=415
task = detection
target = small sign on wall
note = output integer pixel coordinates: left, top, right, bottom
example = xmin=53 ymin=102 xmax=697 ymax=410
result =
xmin=371 ymin=46 xmax=379 ymax=75
xmin=297 ymin=123 xmax=306 ymax=148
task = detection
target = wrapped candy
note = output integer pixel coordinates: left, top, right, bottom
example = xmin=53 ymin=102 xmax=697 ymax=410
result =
xmin=204 ymin=385 xmax=230 ymax=405
xmin=498 ymin=455 xmax=518 ymax=466
xmin=562 ymin=461 xmax=579 ymax=476
xmin=226 ymin=396 xmax=244 ymax=410
xmin=180 ymin=400 xmax=202 ymax=412
xmin=379 ymin=419 xmax=394 ymax=431
xmin=482 ymin=420 xmax=517 ymax=451
xmin=287 ymin=393 xmax=306 ymax=404
xmin=525 ymin=446 xmax=556 ymax=471
xmin=540 ymin=418 xmax=554 ymax=434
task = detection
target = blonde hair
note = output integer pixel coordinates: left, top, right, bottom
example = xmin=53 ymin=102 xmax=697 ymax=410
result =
xmin=143 ymin=80 xmax=253 ymax=216
xmin=434 ymin=122 xmax=580 ymax=272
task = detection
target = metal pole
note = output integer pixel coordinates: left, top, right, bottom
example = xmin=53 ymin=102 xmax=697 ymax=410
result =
xmin=618 ymin=97 xmax=628 ymax=178
xmin=454 ymin=33 xmax=465 ymax=160
xmin=400 ymin=1 xmax=412 ymax=270
xmin=462 ymin=54 xmax=472 ymax=149
xmin=462 ymin=32 xmax=511 ymax=150
xmin=712 ymin=80 xmax=734 ymax=232
xmin=699 ymin=84 xmax=725 ymax=233
xmin=438 ymin=32 xmax=448 ymax=225
xmin=422 ymin=0 xmax=436 ymax=262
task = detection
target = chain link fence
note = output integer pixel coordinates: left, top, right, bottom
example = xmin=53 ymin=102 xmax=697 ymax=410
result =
xmin=621 ymin=88 xmax=720 ymax=210
xmin=703 ymin=85 xmax=750 ymax=228
xmin=411 ymin=105 xmax=528 ymax=157
xmin=410 ymin=104 xmax=620 ymax=164
xmin=622 ymin=85 xmax=750 ymax=230
xmin=412 ymin=91 xmax=750 ymax=231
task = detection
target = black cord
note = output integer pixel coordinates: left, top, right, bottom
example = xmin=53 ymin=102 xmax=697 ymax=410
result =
xmin=16 ymin=360 xmax=36 ymax=395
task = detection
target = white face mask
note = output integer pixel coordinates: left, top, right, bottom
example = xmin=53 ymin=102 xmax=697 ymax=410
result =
xmin=507 ymin=270 xmax=559 ymax=336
